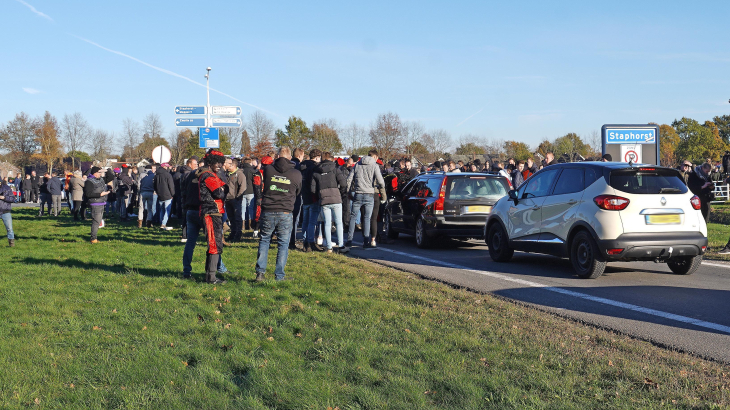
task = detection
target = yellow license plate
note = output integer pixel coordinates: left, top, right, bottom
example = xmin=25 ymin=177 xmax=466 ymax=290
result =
xmin=465 ymin=206 xmax=492 ymax=214
xmin=646 ymin=214 xmax=680 ymax=224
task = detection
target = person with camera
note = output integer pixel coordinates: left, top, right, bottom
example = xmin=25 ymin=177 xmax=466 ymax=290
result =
xmin=687 ymin=162 xmax=714 ymax=223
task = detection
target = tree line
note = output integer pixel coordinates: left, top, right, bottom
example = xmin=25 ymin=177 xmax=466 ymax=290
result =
xmin=1 ymin=109 xmax=728 ymax=172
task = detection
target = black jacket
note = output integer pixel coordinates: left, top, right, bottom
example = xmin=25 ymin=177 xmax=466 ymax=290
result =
xmin=0 ymin=183 xmax=15 ymax=214
xmin=198 ymin=167 xmax=226 ymax=216
xmin=687 ymin=167 xmax=714 ymax=202
xmin=299 ymin=159 xmax=319 ymax=205
xmin=47 ymin=177 xmax=64 ymax=195
xmin=21 ymin=178 xmax=31 ymax=192
xmin=261 ymin=158 xmax=302 ymax=213
xmin=153 ymin=167 xmax=175 ymax=201
xmin=241 ymin=163 xmax=256 ymax=195
xmin=83 ymin=175 xmax=107 ymax=205
xmin=183 ymin=170 xmax=200 ymax=212
xmin=30 ymin=175 xmax=40 ymax=189
xmin=311 ymin=160 xmax=346 ymax=206
xmin=39 ymin=177 xmax=50 ymax=194
xmin=178 ymin=165 xmax=194 ymax=208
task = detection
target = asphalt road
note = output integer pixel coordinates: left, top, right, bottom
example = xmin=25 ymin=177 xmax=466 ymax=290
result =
xmin=346 ymin=231 xmax=730 ymax=363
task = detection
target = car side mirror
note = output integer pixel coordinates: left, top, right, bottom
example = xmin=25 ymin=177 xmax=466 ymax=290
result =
xmin=508 ymin=189 xmax=519 ymax=203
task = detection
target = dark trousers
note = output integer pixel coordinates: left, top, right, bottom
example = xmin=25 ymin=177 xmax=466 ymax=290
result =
xmin=90 ymin=206 xmax=104 ymax=240
xmin=31 ymin=188 xmax=39 ymax=203
xmin=73 ymin=200 xmax=82 ymax=220
xmin=701 ymin=201 xmax=710 ymax=223
xmin=370 ymin=193 xmax=382 ymax=239
xmin=225 ymin=198 xmax=243 ymax=240
xmin=290 ymin=195 xmax=302 ymax=248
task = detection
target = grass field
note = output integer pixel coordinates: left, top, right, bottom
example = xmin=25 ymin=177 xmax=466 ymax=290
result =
xmin=2 ymin=207 xmax=730 ymax=409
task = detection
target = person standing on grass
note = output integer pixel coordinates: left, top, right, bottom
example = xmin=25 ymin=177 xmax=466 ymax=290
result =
xmin=30 ymin=170 xmax=40 ymax=203
xmin=154 ymin=163 xmax=175 ymax=230
xmin=299 ymin=149 xmax=322 ymax=252
xmin=255 ymin=147 xmax=302 ymax=282
xmin=178 ymin=156 xmax=199 ymax=242
xmin=38 ymin=174 xmax=52 ymax=216
xmin=345 ymin=149 xmax=386 ymax=249
xmin=70 ymin=171 xmax=85 ymax=221
xmin=47 ymin=171 xmax=64 ymax=217
xmin=289 ymin=148 xmax=305 ymax=250
xmin=21 ymin=174 xmax=31 ymax=203
xmin=139 ymin=165 xmax=156 ymax=228
xmin=225 ymin=157 xmax=246 ymax=242
xmin=84 ymin=166 xmax=109 ymax=244
xmin=311 ymin=151 xmax=348 ymax=254
xmin=0 ymin=178 xmax=16 ymax=247
xmin=198 ymin=149 xmax=228 ymax=285
xmin=240 ymin=157 xmax=257 ymax=232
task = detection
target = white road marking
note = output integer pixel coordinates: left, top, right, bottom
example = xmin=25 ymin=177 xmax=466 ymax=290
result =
xmin=701 ymin=262 xmax=730 ymax=269
xmin=362 ymin=246 xmax=730 ymax=335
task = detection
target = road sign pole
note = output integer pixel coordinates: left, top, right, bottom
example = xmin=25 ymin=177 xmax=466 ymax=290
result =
xmin=205 ymin=67 xmax=212 ymax=134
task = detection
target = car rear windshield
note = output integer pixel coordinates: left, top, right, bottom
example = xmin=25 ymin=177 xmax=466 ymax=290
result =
xmin=609 ymin=168 xmax=688 ymax=194
xmin=448 ymin=177 xmax=508 ymax=199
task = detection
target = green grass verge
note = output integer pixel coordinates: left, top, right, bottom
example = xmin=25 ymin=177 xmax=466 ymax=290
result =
xmin=1 ymin=208 xmax=730 ymax=409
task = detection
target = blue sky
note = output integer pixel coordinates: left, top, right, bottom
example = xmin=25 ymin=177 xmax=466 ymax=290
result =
xmin=2 ymin=0 xmax=728 ymax=150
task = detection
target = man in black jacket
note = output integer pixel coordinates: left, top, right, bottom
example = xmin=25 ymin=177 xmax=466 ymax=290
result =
xmin=84 ymin=167 xmax=110 ymax=243
xmin=21 ymin=174 xmax=31 ymax=203
xmin=240 ymin=158 xmax=257 ymax=231
xmin=687 ymin=163 xmax=714 ymax=223
xmin=47 ymin=172 xmax=64 ymax=216
xmin=178 ymin=156 xmax=198 ymax=241
xmin=289 ymin=148 xmax=304 ymax=250
xmin=30 ymin=170 xmax=40 ymax=203
xmin=154 ymin=163 xmax=176 ymax=230
xmin=255 ymin=147 xmax=302 ymax=281
xmin=311 ymin=152 xmax=347 ymax=253
xmin=299 ymin=149 xmax=322 ymax=251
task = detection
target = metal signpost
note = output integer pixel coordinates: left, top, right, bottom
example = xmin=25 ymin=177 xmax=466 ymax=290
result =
xmin=601 ymin=124 xmax=660 ymax=165
xmin=174 ymin=67 xmax=243 ymax=149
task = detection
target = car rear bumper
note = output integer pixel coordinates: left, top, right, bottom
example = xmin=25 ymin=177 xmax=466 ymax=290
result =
xmin=424 ymin=216 xmax=487 ymax=238
xmin=598 ymin=232 xmax=708 ymax=260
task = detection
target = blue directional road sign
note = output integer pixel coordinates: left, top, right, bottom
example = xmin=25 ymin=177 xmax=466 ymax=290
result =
xmin=212 ymin=118 xmax=242 ymax=127
xmin=175 ymin=106 xmax=206 ymax=115
xmin=199 ymin=127 xmax=220 ymax=149
xmin=176 ymin=118 xmax=207 ymax=127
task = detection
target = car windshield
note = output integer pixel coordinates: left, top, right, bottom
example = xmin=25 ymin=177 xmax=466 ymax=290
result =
xmin=610 ymin=168 xmax=688 ymax=194
xmin=448 ymin=177 xmax=507 ymax=199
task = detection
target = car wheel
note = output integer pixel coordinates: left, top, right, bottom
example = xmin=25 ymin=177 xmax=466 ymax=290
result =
xmin=384 ymin=210 xmax=399 ymax=239
xmin=571 ymin=231 xmax=606 ymax=279
xmin=667 ymin=255 xmax=702 ymax=275
xmin=415 ymin=217 xmax=431 ymax=248
xmin=488 ymin=223 xmax=514 ymax=262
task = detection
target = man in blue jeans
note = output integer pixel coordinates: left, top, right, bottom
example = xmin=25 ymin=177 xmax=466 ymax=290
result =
xmin=255 ymin=147 xmax=302 ymax=281
xmin=154 ymin=163 xmax=175 ymax=230
xmin=346 ymin=150 xmax=385 ymax=248
xmin=299 ymin=148 xmax=322 ymax=252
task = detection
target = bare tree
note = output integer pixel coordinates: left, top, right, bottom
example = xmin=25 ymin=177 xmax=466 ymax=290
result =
xmin=422 ymin=129 xmax=452 ymax=162
xmin=121 ymin=118 xmax=140 ymax=161
xmin=142 ymin=113 xmax=164 ymax=140
xmin=89 ymin=129 xmax=114 ymax=164
xmin=402 ymin=121 xmax=425 ymax=157
xmin=240 ymin=129 xmax=251 ymax=156
xmin=341 ymin=122 xmax=368 ymax=154
xmin=246 ymin=111 xmax=275 ymax=148
xmin=587 ymin=130 xmax=601 ymax=157
xmin=61 ymin=112 xmax=91 ymax=170
xmin=223 ymin=125 xmax=243 ymax=155
xmin=169 ymin=128 xmax=191 ymax=165
xmin=0 ymin=112 xmax=39 ymax=168
xmin=369 ymin=112 xmax=403 ymax=160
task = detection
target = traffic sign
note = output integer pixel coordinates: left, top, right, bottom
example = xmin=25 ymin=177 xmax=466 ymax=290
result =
xmin=211 ymin=106 xmax=242 ymax=116
xmin=621 ymin=144 xmax=642 ymax=163
xmin=175 ymin=106 xmax=206 ymax=115
xmin=212 ymin=118 xmax=242 ymax=127
xmin=199 ymin=127 xmax=220 ymax=149
xmin=176 ymin=118 xmax=207 ymax=127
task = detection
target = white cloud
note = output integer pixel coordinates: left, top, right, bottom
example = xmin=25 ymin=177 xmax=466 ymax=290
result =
xmin=23 ymin=87 xmax=40 ymax=94
xmin=14 ymin=0 xmax=53 ymax=22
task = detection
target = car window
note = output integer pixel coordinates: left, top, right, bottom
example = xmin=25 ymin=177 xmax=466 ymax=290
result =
xmin=585 ymin=168 xmax=599 ymax=189
xmin=448 ymin=177 xmax=507 ymax=199
xmin=521 ymin=169 xmax=559 ymax=199
xmin=411 ymin=179 xmax=436 ymax=198
xmin=610 ymin=168 xmax=688 ymax=194
xmin=552 ymin=168 xmax=585 ymax=195
xmin=401 ymin=179 xmax=418 ymax=196
xmin=426 ymin=178 xmax=444 ymax=198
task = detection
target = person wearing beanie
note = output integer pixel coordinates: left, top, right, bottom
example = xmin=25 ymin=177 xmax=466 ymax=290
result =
xmin=83 ymin=167 xmax=109 ymax=243
xmin=0 ymin=178 xmax=16 ymax=247
xmin=255 ymin=146 xmax=302 ymax=281
xmin=198 ymin=149 xmax=228 ymax=285
xmin=139 ymin=164 xmax=157 ymax=228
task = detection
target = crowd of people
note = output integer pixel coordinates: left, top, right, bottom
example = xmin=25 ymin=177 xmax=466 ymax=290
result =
xmin=2 ymin=146 xmax=728 ymax=280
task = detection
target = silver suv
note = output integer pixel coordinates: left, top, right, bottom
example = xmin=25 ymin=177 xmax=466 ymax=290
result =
xmin=485 ymin=162 xmax=708 ymax=278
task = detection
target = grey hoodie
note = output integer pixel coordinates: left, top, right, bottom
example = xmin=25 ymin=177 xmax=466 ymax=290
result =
xmin=346 ymin=155 xmax=385 ymax=195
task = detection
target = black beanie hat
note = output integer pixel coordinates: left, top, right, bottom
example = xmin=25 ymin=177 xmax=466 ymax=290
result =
xmin=89 ymin=166 xmax=101 ymax=175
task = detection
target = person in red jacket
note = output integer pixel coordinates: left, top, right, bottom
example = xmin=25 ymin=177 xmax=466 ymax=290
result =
xmin=198 ymin=149 xmax=228 ymax=285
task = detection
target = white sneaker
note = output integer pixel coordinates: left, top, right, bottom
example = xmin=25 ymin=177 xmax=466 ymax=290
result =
xmin=181 ymin=238 xmax=187 ymax=243
xmin=253 ymin=230 xmax=259 ymax=237
xmin=99 ymin=219 xmax=105 ymax=228
xmin=317 ymin=236 xmax=323 ymax=245
xmin=165 ymin=226 xmax=173 ymax=231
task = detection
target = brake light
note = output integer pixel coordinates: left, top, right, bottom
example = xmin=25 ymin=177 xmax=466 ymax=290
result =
xmin=638 ymin=168 xmax=656 ymax=171
xmin=433 ymin=177 xmax=448 ymax=215
xmin=690 ymin=195 xmax=701 ymax=210
xmin=606 ymin=248 xmax=624 ymax=255
xmin=593 ymin=195 xmax=630 ymax=210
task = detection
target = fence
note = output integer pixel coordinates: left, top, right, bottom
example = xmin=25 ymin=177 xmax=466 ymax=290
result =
xmin=712 ymin=183 xmax=730 ymax=203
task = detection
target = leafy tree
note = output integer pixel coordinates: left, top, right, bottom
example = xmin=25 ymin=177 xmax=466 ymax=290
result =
xmin=673 ymin=117 xmax=727 ymax=165
xmin=0 ymin=112 xmax=39 ymax=168
xmin=407 ymin=141 xmax=428 ymax=157
xmin=713 ymin=114 xmax=730 ymax=145
xmin=251 ymin=139 xmax=275 ymax=159
xmin=34 ymin=111 xmax=63 ymax=172
xmin=455 ymin=142 xmax=485 ymax=156
xmin=310 ymin=121 xmax=342 ymax=154
xmin=659 ymin=124 xmax=680 ymax=167
xmin=552 ymin=133 xmax=591 ymax=158
xmin=67 ymin=150 xmax=92 ymax=163
xmin=240 ymin=129 xmax=251 ymax=156
xmin=503 ymin=140 xmax=532 ymax=161
xmin=275 ymin=116 xmax=311 ymax=151
xmin=535 ymin=138 xmax=554 ymax=158
xmin=135 ymin=133 xmax=169 ymax=162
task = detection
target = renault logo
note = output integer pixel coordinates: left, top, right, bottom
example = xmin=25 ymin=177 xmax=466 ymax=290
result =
xmin=660 ymin=197 xmax=667 ymax=206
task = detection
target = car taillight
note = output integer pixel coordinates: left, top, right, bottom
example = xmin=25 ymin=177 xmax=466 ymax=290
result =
xmin=433 ymin=177 xmax=448 ymax=215
xmin=690 ymin=195 xmax=701 ymax=210
xmin=606 ymin=248 xmax=624 ymax=255
xmin=593 ymin=195 xmax=630 ymax=211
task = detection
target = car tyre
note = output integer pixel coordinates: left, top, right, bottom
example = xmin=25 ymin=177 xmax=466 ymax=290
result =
xmin=571 ymin=231 xmax=606 ymax=279
xmin=384 ymin=210 xmax=399 ymax=239
xmin=415 ymin=217 xmax=431 ymax=248
xmin=666 ymin=255 xmax=702 ymax=275
xmin=488 ymin=223 xmax=514 ymax=262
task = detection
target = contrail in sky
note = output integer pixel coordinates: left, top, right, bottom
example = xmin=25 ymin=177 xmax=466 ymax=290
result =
xmin=16 ymin=0 xmax=279 ymax=117
xmin=14 ymin=0 xmax=53 ymax=21
xmin=456 ymin=107 xmax=484 ymax=127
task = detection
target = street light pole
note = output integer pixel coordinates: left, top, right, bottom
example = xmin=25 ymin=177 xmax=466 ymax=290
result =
xmin=205 ymin=67 xmax=211 ymax=128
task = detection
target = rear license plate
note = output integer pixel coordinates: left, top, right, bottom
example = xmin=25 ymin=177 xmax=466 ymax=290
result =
xmin=645 ymin=214 xmax=680 ymax=224
xmin=464 ymin=206 xmax=492 ymax=214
